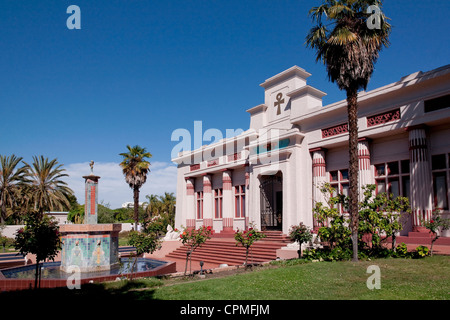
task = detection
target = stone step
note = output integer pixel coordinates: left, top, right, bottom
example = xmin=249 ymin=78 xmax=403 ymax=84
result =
xmin=169 ymin=246 xmax=277 ymax=261
xmin=397 ymin=235 xmax=450 ymax=246
xmin=166 ymin=235 xmax=290 ymax=266
xmin=166 ymin=249 xmax=273 ymax=265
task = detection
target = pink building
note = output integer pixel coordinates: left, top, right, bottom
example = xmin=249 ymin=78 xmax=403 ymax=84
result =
xmin=172 ymin=65 xmax=450 ymax=237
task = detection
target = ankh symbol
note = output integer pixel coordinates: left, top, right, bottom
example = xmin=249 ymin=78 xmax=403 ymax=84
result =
xmin=274 ymin=93 xmax=285 ymax=115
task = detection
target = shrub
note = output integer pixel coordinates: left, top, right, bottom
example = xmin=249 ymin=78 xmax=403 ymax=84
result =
xmin=235 ymin=223 xmax=266 ymax=266
xmin=312 ymin=183 xmax=411 ymax=261
xmin=180 ymin=226 xmax=213 ymax=275
xmin=288 ymin=223 xmax=313 ymax=258
xmin=414 ymin=246 xmax=430 ymax=258
xmin=394 ymin=242 xmax=410 ymax=258
xmin=421 ymin=210 xmax=450 ymax=256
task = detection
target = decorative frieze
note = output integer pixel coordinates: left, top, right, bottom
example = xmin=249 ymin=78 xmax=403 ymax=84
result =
xmin=190 ymin=164 xmax=200 ymax=171
xmin=321 ymin=123 xmax=348 ymax=138
xmin=207 ymin=159 xmax=219 ymax=167
xmin=367 ymin=108 xmax=401 ymax=127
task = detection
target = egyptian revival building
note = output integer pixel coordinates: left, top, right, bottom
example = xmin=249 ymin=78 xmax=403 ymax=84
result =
xmin=172 ymin=64 xmax=450 ymax=237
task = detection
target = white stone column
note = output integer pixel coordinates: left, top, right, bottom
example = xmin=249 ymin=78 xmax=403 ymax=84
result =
xmin=358 ymin=138 xmax=374 ymax=199
xmin=408 ymin=126 xmax=433 ymax=230
xmin=185 ymin=178 xmax=196 ymax=230
xmin=310 ymin=148 xmax=327 ymax=231
xmin=202 ymin=174 xmax=213 ymax=228
xmin=222 ymin=170 xmax=234 ymax=233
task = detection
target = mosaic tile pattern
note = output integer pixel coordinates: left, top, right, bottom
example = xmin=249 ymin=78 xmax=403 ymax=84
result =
xmin=60 ymin=233 xmax=119 ymax=272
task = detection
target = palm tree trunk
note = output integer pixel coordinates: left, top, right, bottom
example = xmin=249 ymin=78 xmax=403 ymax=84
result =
xmin=347 ymin=87 xmax=359 ymax=262
xmin=0 ymin=189 xmax=7 ymax=224
xmin=35 ymin=260 xmax=40 ymax=289
xmin=133 ymin=186 xmax=139 ymax=231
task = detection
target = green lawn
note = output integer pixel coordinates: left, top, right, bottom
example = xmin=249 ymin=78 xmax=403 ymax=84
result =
xmin=150 ymin=256 xmax=449 ymax=300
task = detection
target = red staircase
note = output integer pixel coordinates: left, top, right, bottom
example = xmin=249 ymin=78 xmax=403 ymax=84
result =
xmin=165 ymin=231 xmax=292 ymax=266
xmin=396 ymin=231 xmax=450 ymax=246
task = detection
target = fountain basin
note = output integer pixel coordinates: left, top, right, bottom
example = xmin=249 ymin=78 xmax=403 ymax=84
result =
xmin=0 ymin=258 xmax=176 ymax=292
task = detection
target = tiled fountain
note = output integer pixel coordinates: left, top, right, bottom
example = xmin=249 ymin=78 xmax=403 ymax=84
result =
xmin=59 ymin=163 xmax=122 ymax=272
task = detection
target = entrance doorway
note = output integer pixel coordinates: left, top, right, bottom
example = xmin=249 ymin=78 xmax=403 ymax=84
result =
xmin=259 ymin=175 xmax=283 ymax=231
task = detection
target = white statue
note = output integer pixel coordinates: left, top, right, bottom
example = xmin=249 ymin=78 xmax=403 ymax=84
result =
xmin=163 ymin=225 xmax=181 ymax=241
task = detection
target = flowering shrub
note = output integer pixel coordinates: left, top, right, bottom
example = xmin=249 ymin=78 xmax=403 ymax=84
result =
xmin=421 ymin=210 xmax=450 ymax=256
xmin=180 ymin=226 xmax=213 ymax=275
xmin=143 ymin=214 xmax=166 ymax=236
xmin=235 ymin=224 xmax=266 ymax=266
xmin=127 ymin=230 xmax=161 ymax=279
xmin=289 ymin=223 xmax=313 ymax=258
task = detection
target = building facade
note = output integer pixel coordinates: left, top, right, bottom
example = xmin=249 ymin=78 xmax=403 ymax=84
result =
xmin=172 ymin=65 xmax=450 ymax=237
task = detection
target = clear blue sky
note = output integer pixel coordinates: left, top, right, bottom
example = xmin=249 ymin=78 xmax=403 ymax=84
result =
xmin=1 ymin=0 xmax=449 ymax=206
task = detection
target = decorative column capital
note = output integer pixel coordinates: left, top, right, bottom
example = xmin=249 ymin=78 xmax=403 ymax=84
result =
xmin=309 ymin=147 xmax=327 ymax=154
xmin=203 ymin=174 xmax=212 ymax=193
xmin=406 ymin=124 xmax=428 ymax=132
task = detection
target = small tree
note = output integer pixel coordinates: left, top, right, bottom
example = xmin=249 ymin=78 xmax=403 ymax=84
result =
xmin=289 ymin=223 xmax=313 ymax=258
xmin=421 ymin=210 xmax=450 ymax=256
xmin=127 ymin=230 xmax=161 ymax=280
xmin=314 ymin=183 xmax=411 ymax=260
xmin=14 ymin=211 xmax=61 ymax=289
xmin=234 ymin=223 xmax=266 ymax=267
xmin=180 ymin=226 xmax=213 ymax=275
xmin=359 ymin=185 xmax=410 ymax=251
xmin=313 ymin=183 xmax=351 ymax=250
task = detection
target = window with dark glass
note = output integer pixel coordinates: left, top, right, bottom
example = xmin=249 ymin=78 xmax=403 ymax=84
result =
xmin=431 ymin=154 xmax=449 ymax=210
xmin=329 ymin=169 xmax=349 ymax=213
xmin=214 ymin=188 xmax=223 ymax=219
xmin=234 ymin=185 xmax=245 ymax=218
xmin=196 ymin=191 xmax=203 ymax=219
xmin=374 ymin=160 xmax=410 ymax=199
xmin=424 ymin=94 xmax=450 ymax=113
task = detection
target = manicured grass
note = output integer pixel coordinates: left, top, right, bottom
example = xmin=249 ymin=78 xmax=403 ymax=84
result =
xmin=152 ymin=256 xmax=450 ymax=300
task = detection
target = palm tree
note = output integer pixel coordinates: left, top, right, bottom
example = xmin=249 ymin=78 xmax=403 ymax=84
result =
xmin=24 ymin=156 xmax=73 ymax=214
xmin=119 ymin=145 xmax=152 ymax=230
xmin=306 ymin=0 xmax=391 ymax=261
xmin=144 ymin=194 xmax=161 ymax=217
xmin=160 ymin=192 xmax=176 ymax=226
xmin=0 ymin=155 xmax=29 ymax=223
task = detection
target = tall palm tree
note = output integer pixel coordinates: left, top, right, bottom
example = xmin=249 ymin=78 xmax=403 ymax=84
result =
xmin=306 ymin=0 xmax=391 ymax=261
xmin=119 ymin=145 xmax=152 ymax=230
xmin=0 ymin=155 xmax=29 ymax=223
xmin=24 ymin=156 xmax=73 ymax=215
